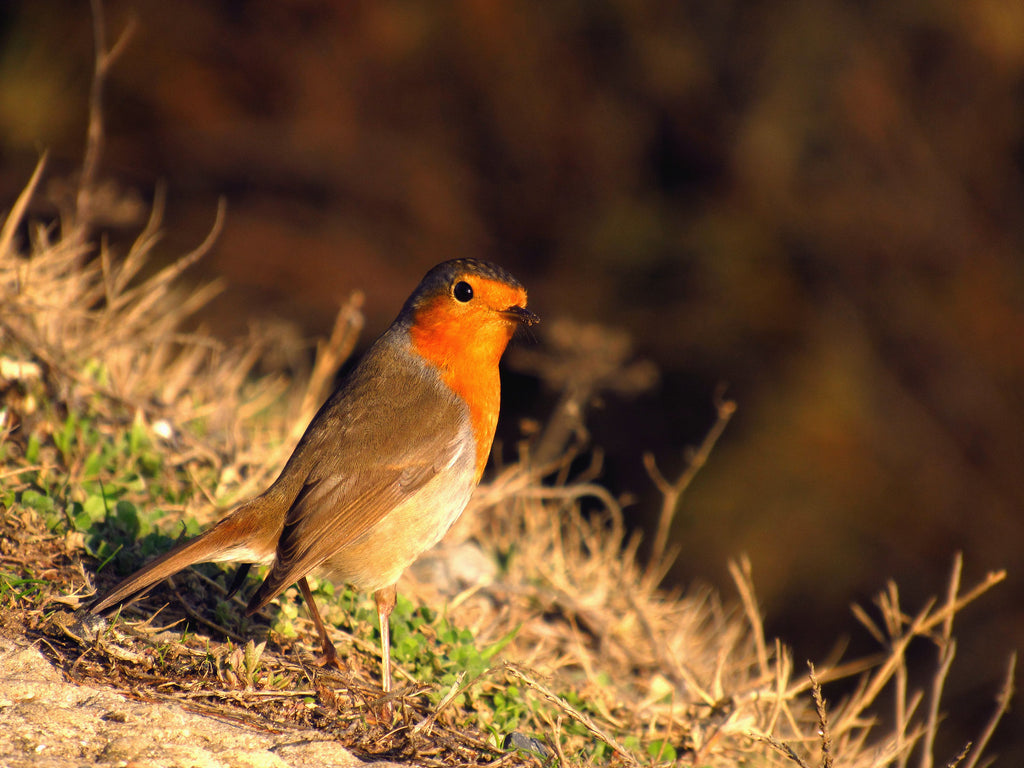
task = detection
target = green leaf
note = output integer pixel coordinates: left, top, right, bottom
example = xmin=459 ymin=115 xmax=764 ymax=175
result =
xmin=647 ymin=739 xmax=677 ymax=761
xmin=25 ymin=433 xmax=40 ymax=463
xmin=54 ymin=412 xmax=78 ymax=459
xmin=20 ymin=489 xmax=54 ymax=514
xmin=480 ymin=625 xmax=520 ymax=661
xmin=83 ymin=494 xmax=109 ymax=521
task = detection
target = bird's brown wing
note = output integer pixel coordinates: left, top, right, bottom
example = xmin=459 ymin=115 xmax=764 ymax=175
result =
xmin=247 ymin=348 xmax=469 ymax=611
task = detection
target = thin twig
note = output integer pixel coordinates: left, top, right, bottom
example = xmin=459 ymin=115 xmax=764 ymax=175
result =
xmin=410 ymin=671 xmax=468 ymax=736
xmin=753 ymin=733 xmax=812 ymax=768
xmin=946 ymin=742 xmax=972 ymax=768
xmin=834 ymin=566 xmax=1005 ymax=737
xmin=921 ymin=554 xmax=963 ymax=768
xmin=882 ymin=582 xmax=911 ymax=768
xmin=77 ymin=0 xmax=136 ymax=237
xmin=962 ymin=652 xmax=1016 ymax=768
xmin=505 ymin=663 xmax=640 ymax=767
xmin=645 ymin=390 xmax=735 ymax=572
xmin=728 ymin=556 xmax=771 ymax=678
xmin=0 ymin=154 xmax=47 ymax=258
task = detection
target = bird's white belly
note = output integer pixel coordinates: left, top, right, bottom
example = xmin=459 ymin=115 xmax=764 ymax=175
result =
xmin=316 ymin=439 xmax=478 ymax=593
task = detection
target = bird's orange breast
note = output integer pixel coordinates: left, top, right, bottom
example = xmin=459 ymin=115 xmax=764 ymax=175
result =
xmin=409 ymin=301 xmax=516 ymax=481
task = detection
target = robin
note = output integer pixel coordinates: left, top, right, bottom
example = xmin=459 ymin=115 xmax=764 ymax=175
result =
xmin=89 ymin=258 xmax=538 ymax=694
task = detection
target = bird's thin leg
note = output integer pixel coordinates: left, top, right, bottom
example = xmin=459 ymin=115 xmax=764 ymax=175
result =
xmin=298 ymin=577 xmax=340 ymax=668
xmin=374 ymin=584 xmax=397 ymax=693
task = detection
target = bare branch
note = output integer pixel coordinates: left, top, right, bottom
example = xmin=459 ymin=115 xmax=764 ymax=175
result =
xmin=646 ymin=391 xmax=736 ymax=571
xmin=76 ymin=0 xmax=137 ymax=238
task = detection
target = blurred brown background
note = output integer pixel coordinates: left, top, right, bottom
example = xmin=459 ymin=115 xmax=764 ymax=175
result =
xmin=3 ymin=0 xmax=1022 ymax=762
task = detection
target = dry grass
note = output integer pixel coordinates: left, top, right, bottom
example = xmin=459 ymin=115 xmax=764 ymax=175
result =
xmin=0 ymin=16 xmax=1014 ymax=765
xmin=2 ymin=153 xmax=1014 ymax=765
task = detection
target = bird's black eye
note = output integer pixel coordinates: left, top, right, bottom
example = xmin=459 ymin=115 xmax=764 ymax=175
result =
xmin=453 ymin=281 xmax=473 ymax=302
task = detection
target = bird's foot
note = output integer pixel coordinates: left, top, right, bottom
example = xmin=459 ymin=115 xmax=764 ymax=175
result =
xmin=316 ymin=643 xmax=344 ymax=670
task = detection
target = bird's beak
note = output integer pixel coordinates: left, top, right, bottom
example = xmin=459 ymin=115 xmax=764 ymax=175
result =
xmin=503 ymin=305 xmax=540 ymax=326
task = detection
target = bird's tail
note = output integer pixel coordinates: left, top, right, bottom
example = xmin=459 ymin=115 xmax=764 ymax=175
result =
xmin=88 ymin=496 xmax=282 ymax=615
